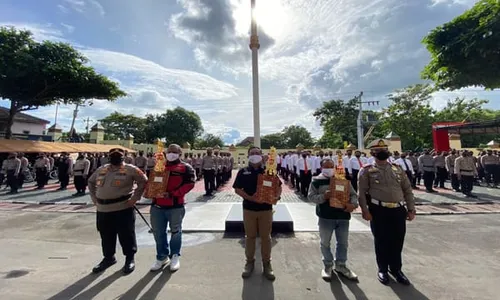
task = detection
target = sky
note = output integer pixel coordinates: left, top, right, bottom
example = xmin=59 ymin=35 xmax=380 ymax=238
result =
xmin=1 ymin=0 xmax=500 ymax=144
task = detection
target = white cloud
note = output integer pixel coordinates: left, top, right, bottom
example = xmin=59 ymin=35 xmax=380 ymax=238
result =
xmin=57 ymin=4 xmax=69 ymax=14
xmin=88 ymin=0 xmax=105 ymax=16
xmin=62 ymin=0 xmax=105 ymax=17
xmin=60 ymin=23 xmax=75 ymax=33
xmin=0 ymin=22 xmax=67 ymax=42
xmin=63 ymin=0 xmax=85 ymax=13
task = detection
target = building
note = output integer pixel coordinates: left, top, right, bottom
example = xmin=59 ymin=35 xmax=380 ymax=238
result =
xmin=237 ymin=136 xmax=254 ymax=147
xmin=0 ymin=107 xmax=50 ymax=136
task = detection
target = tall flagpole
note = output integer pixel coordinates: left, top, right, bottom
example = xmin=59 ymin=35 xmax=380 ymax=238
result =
xmin=250 ymin=0 xmax=261 ymax=148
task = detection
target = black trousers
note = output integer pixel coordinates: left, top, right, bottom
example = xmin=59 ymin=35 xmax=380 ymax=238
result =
xmin=6 ymin=171 xmax=18 ymax=192
xmin=203 ymin=169 xmax=216 ymax=194
xmin=195 ymin=167 xmax=201 ymax=180
xmin=96 ymin=207 xmax=137 ymax=259
xmin=484 ymin=165 xmax=498 ymax=185
xmin=17 ymin=172 xmax=25 ymax=188
xmin=369 ymin=204 xmax=407 ymax=272
xmin=344 ymin=168 xmax=351 ymax=181
xmin=216 ymin=169 xmax=223 ymax=188
xmin=450 ymin=173 xmax=460 ymax=191
xmin=299 ymin=170 xmax=312 ymax=197
xmin=74 ymin=175 xmax=87 ymax=193
xmin=351 ymin=169 xmax=360 ymax=191
xmin=423 ymin=171 xmax=435 ymax=191
xmin=277 ymin=164 xmax=281 ymax=176
xmin=404 ymin=170 xmax=413 ymax=188
xmin=415 ymin=171 xmax=422 ymax=185
xmin=434 ymin=167 xmax=447 ymax=187
xmin=59 ymin=171 xmax=70 ymax=188
xmin=460 ymin=175 xmax=474 ymax=195
xmin=411 ymin=169 xmax=418 ymax=187
xmin=35 ymin=168 xmax=47 ymax=188
xmin=294 ymin=167 xmax=300 ymax=191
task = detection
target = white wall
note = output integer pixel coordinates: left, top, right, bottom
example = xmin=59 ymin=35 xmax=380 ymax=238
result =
xmin=10 ymin=122 xmax=46 ymax=135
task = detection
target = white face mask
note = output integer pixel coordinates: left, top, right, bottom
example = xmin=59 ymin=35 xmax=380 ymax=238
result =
xmin=166 ymin=153 xmax=180 ymax=162
xmin=248 ymin=155 xmax=263 ymax=164
xmin=322 ymin=168 xmax=334 ymax=177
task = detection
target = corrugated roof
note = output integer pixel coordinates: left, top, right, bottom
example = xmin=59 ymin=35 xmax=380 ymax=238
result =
xmin=0 ymin=107 xmax=50 ymax=125
xmin=0 ymin=139 xmax=135 ymax=153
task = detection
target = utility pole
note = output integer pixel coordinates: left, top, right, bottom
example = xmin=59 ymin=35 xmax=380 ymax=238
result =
xmin=69 ymin=103 xmax=80 ymax=136
xmin=83 ymin=117 xmax=92 ymax=134
xmin=250 ymin=0 xmax=261 ymax=147
xmin=356 ymin=92 xmax=379 ymax=150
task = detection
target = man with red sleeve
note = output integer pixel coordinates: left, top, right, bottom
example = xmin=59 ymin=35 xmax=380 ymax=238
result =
xmin=149 ymin=144 xmax=196 ymax=272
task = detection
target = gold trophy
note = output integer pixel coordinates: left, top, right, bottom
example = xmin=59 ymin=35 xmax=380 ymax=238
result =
xmin=329 ymin=153 xmax=351 ymax=208
xmin=144 ymin=139 xmax=170 ymax=198
xmin=256 ymin=146 xmax=280 ymax=205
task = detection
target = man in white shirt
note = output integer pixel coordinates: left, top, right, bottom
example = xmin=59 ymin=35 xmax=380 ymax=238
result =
xmin=348 ymin=150 xmax=367 ymax=191
xmin=395 ymin=152 xmax=414 ymax=184
xmin=314 ymin=151 xmax=325 ymax=175
xmin=343 ymin=150 xmax=353 ymax=180
xmin=290 ymin=151 xmax=300 ymax=192
xmin=297 ymin=151 xmax=313 ymax=197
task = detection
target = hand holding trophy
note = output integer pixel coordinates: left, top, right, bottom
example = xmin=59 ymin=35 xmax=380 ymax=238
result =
xmin=255 ymin=147 xmax=280 ymax=205
xmin=329 ymin=154 xmax=351 ymax=208
xmin=144 ymin=139 xmax=170 ymax=198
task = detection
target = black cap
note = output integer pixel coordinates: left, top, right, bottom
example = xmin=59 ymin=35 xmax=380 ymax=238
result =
xmin=109 ymin=148 xmax=125 ymax=155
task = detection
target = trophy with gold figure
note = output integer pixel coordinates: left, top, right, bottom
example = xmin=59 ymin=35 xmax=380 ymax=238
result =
xmin=329 ymin=152 xmax=351 ymax=208
xmin=144 ymin=139 xmax=170 ymax=198
xmin=256 ymin=146 xmax=280 ymax=205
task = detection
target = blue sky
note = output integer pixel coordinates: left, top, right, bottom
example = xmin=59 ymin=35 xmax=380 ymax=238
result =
xmin=1 ymin=0 xmax=499 ymax=144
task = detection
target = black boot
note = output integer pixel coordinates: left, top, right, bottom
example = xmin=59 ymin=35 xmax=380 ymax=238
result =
xmin=122 ymin=256 xmax=135 ymax=274
xmin=92 ymin=257 xmax=117 ymax=273
xmin=377 ymin=271 xmax=390 ymax=285
xmin=390 ymin=270 xmax=411 ymax=285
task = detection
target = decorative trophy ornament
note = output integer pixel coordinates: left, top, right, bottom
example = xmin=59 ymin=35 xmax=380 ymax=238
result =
xmin=144 ymin=139 xmax=170 ymax=198
xmin=256 ymin=146 xmax=280 ymax=205
xmin=329 ymin=153 xmax=350 ymax=208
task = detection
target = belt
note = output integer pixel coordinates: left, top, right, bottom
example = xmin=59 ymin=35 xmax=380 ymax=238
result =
xmin=370 ymin=198 xmax=404 ymax=208
xmin=423 ymin=165 xmax=434 ymax=167
xmin=96 ymin=194 xmax=132 ymax=205
xmin=204 ymin=168 xmax=214 ymax=170
xmin=460 ymin=169 xmax=473 ymax=172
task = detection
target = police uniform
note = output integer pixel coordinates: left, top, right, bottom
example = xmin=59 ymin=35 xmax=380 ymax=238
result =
xmin=481 ymin=152 xmax=499 ymax=187
xmin=57 ymin=153 xmax=73 ymax=190
xmin=87 ymin=148 xmax=148 ymax=274
xmin=358 ymin=139 xmax=415 ymax=285
xmin=201 ymin=149 xmax=217 ymax=196
xmin=73 ymin=155 xmax=90 ymax=196
xmin=454 ymin=152 xmax=478 ymax=197
xmin=418 ymin=152 xmax=436 ymax=192
xmin=134 ymin=152 xmax=148 ymax=172
xmin=18 ymin=155 xmax=29 ymax=189
xmin=446 ymin=153 xmax=460 ymax=191
xmin=5 ymin=153 xmax=21 ymax=194
xmin=34 ymin=155 xmax=50 ymax=189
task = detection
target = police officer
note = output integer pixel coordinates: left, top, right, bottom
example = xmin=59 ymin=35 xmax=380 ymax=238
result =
xmin=5 ymin=153 xmax=21 ymax=194
xmin=57 ymin=152 xmax=73 ymax=191
xmin=418 ymin=149 xmax=437 ymax=193
xmin=481 ymin=150 xmax=499 ymax=188
xmin=73 ymin=153 xmax=90 ymax=196
xmin=134 ymin=151 xmax=147 ymax=173
xmin=455 ymin=150 xmax=478 ymax=198
xmin=87 ymin=148 xmax=148 ymax=274
xmin=201 ymin=148 xmax=217 ymax=196
xmin=358 ymin=139 xmax=415 ymax=286
xmin=34 ymin=153 xmax=50 ymax=189
xmin=18 ymin=153 xmax=29 ymax=189
xmin=446 ymin=150 xmax=460 ymax=192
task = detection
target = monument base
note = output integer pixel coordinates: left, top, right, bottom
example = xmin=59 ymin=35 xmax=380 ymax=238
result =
xmin=224 ymin=203 xmax=294 ymax=235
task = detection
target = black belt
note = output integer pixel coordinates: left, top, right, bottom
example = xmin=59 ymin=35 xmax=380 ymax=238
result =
xmin=460 ymin=169 xmax=473 ymax=172
xmin=423 ymin=165 xmax=434 ymax=167
xmin=96 ymin=194 xmax=132 ymax=205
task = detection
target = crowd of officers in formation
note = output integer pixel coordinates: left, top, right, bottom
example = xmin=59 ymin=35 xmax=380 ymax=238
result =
xmin=272 ymin=147 xmax=499 ymax=199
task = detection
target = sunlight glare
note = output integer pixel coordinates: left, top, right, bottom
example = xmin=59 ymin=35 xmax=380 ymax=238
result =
xmin=232 ymin=0 xmax=288 ymax=39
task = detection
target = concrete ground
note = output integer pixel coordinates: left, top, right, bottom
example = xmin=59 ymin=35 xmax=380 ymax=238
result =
xmin=1 ymin=211 xmax=499 ymax=300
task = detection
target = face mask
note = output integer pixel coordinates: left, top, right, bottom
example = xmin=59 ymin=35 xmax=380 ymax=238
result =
xmin=401 ymin=156 xmax=406 ymax=159
xmin=374 ymin=151 xmax=390 ymax=161
xmin=322 ymin=168 xmax=334 ymax=177
xmin=109 ymin=154 xmax=123 ymax=166
xmin=355 ymin=154 xmax=361 ymax=158
xmin=166 ymin=153 xmax=180 ymax=162
xmin=248 ymin=155 xmax=262 ymax=164
xmin=451 ymin=152 xmax=456 ymax=155
xmin=302 ymin=154 xmax=307 ymax=158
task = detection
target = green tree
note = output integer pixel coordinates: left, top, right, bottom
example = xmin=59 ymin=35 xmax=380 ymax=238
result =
xmin=281 ymin=125 xmax=314 ymax=148
xmin=99 ymin=112 xmax=148 ymax=143
xmin=0 ymin=26 xmax=126 ymax=139
xmin=317 ymin=130 xmax=343 ymax=149
xmin=194 ymin=133 xmax=224 ymax=149
xmin=421 ymin=0 xmax=500 ymax=90
xmin=313 ymin=98 xmax=358 ymax=144
xmin=261 ymin=133 xmax=286 ymax=149
xmin=146 ymin=107 xmax=203 ymax=145
xmin=379 ymin=84 xmax=436 ymax=150
xmin=434 ymin=97 xmax=500 ymax=147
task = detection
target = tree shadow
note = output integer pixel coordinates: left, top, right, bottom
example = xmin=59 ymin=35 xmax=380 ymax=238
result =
xmin=118 ymin=270 xmax=171 ymax=300
xmin=46 ymin=270 xmax=117 ymax=300
xmin=242 ymin=275 xmax=274 ymax=300
xmin=389 ymin=283 xmax=430 ymax=300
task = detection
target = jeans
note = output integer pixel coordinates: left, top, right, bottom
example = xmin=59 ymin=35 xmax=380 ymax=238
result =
xmin=318 ymin=218 xmax=349 ymax=267
xmin=150 ymin=206 xmax=186 ymax=261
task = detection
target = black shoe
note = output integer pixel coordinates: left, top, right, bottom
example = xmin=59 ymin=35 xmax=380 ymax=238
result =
xmin=390 ymin=270 xmax=411 ymax=285
xmin=92 ymin=257 xmax=117 ymax=273
xmin=378 ymin=272 xmax=390 ymax=285
xmin=122 ymin=259 xmax=135 ymax=274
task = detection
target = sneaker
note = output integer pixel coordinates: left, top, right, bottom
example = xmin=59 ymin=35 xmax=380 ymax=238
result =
xmin=170 ymin=254 xmax=180 ymax=272
xmin=262 ymin=262 xmax=275 ymax=281
xmin=150 ymin=257 xmax=170 ymax=272
xmin=321 ymin=266 xmax=333 ymax=280
xmin=335 ymin=264 xmax=358 ymax=281
xmin=241 ymin=261 xmax=254 ymax=278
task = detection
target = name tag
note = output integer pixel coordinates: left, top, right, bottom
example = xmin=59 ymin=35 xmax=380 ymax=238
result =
xmin=243 ymin=171 xmax=251 ymax=175
xmin=335 ymin=185 xmax=345 ymax=192
xmin=154 ymin=176 xmax=163 ymax=183
xmin=263 ymin=180 xmax=272 ymax=187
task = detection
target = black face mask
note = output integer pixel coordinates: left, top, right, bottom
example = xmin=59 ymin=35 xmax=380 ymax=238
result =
xmin=302 ymin=154 xmax=307 ymax=158
xmin=374 ymin=151 xmax=390 ymax=161
xmin=401 ymin=156 xmax=406 ymax=159
xmin=355 ymin=154 xmax=361 ymax=158
xmin=451 ymin=152 xmax=456 ymax=155
xmin=109 ymin=154 xmax=124 ymax=165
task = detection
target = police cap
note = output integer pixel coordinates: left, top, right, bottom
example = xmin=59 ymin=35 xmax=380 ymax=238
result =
xmin=109 ymin=148 xmax=125 ymax=155
xmin=367 ymin=139 xmax=390 ymax=149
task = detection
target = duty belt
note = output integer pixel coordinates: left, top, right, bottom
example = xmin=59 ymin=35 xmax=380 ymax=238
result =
xmin=370 ymin=198 xmax=404 ymax=208
xmin=96 ymin=194 xmax=132 ymax=205
xmin=460 ymin=169 xmax=473 ymax=172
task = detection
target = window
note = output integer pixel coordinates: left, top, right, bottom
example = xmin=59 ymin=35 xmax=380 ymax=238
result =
xmin=22 ymin=130 xmax=30 ymax=135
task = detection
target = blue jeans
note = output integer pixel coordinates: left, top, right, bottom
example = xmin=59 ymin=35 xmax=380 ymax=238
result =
xmin=318 ymin=218 xmax=350 ymax=267
xmin=150 ymin=206 xmax=186 ymax=261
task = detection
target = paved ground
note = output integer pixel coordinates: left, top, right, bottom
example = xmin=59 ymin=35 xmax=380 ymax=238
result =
xmin=1 ymin=171 xmax=500 ymax=206
xmin=1 ymin=211 xmax=499 ymax=300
